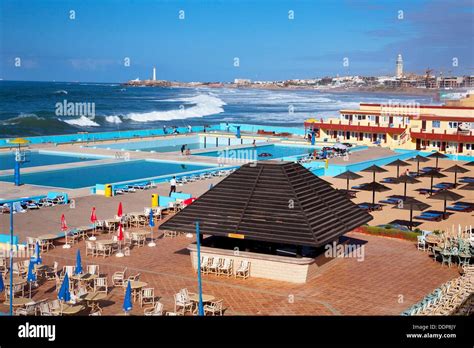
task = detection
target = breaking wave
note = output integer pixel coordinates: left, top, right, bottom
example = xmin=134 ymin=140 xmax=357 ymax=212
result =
xmin=125 ymin=94 xmax=226 ymax=122
xmin=62 ymin=116 xmax=100 ymax=127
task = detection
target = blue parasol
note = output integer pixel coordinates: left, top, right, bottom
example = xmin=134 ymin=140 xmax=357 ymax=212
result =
xmin=123 ymin=281 xmax=133 ymax=313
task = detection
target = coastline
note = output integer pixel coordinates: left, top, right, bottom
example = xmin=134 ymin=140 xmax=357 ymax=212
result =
xmin=122 ymin=80 xmax=443 ymax=98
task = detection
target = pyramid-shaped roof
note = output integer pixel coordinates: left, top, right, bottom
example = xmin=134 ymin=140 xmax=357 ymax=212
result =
xmin=160 ymin=161 xmax=373 ymax=247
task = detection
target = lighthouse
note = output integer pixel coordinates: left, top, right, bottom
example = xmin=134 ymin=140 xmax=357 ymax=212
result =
xmin=396 ymin=54 xmax=403 ymax=78
xmin=152 ymin=67 xmax=156 ymax=81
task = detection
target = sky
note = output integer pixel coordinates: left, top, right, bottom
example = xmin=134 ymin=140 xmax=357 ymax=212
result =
xmin=0 ymin=0 xmax=473 ymax=82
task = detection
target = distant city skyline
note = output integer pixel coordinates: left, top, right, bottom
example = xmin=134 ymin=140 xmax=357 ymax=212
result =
xmin=0 ymin=0 xmax=473 ymax=83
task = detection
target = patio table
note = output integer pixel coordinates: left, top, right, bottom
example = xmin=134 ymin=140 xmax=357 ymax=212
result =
xmin=11 ymin=297 xmax=32 ymax=307
xmin=53 ymin=304 xmax=85 ymax=316
xmin=80 ymin=292 xmax=107 ymax=312
xmin=127 ymin=281 xmax=148 ymax=302
xmin=189 ymin=293 xmax=216 ymax=314
xmin=37 ymin=234 xmax=57 ymax=250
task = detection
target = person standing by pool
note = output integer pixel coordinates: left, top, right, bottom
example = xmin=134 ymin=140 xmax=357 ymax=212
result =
xmin=181 ymin=144 xmax=186 ymax=155
xmin=169 ymin=176 xmax=177 ymax=195
xmin=188 ymin=125 xmax=192 ymax=133
xmin=252 ymin=139 xmax=256 ymax=147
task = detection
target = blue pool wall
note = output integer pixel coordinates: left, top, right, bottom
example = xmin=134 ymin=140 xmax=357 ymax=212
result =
xmin=94 ymin=136 xmax=201 ymax=150
xmin=219 ymin=123 xmax=305 ymax=136
xmin=0 ymin=125 xmax=221 ymax=147
xmin=93 ymin=135 xmax=261 ymax=151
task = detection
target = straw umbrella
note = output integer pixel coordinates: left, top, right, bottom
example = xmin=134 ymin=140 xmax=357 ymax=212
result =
xmin=427 ymin=151 xmax=448 ymax=169
xmin=385 ymin=159 xmax=410 ymax=178
xmin=357 ymin=181 xmax=391 ymax=205
xmin=408 ymin=155 xmax=430 ymax=175
xmin=464 ymin=160 xmax=474 ymax=167
xmin=428 ymin=190 xmax=464 ymax=216
xmin=334 ymin=170 xmax=363 ymax=191
xmin=396 ymin=174 xmax=421 ymax=200
xmin=361 ymin=164 xmax=388 ymax=182
xmin=422 ymin=169 xmax=447 ymax=195
xmin=443 ymin=164 xmax=469 ymax=188
xmin=392 ymin=198 xmax=431 ymax=230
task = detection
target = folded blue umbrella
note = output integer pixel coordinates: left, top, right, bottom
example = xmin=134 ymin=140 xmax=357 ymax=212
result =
xmin=31 ymin=242 xmax=42 ymax=265
xmin=123 ymin=281 xmax=133 ymax=313
xmin=149 ymin=209 xmax=155 ymax=228
xmin=75 ymin=250 xmax=83 ymax=275
xmin=27 ymin=261 xmax=37 ymax=283
xmin=58 ymin=273 xmax=71 ymax=302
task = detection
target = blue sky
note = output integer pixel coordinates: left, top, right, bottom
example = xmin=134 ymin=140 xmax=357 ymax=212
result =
xmin=0 ymin=0 xmax=472 ymax=82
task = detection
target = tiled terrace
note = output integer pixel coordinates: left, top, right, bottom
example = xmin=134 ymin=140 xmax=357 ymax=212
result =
xmin=1 ymin=221 xmax=458 ymax=316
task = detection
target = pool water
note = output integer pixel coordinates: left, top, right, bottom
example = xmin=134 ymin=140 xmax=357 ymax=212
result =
xmin=0 ymin=160 xmax=213 ymax=188
xmin=140 ymin=142 xmax=217 ymax=153
xmin=195 ymin=144 xmax=318 ymax=160
xmin=0 ymin=151 xmax=98 ymax=171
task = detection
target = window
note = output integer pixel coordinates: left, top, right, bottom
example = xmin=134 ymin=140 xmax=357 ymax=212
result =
xmin=432 ymin=120 xmax=441 ymax=128
xmin=448 ymin=122 xmax=459 ymax=129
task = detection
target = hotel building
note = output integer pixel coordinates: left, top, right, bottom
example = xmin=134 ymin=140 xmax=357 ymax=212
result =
xmin=305 ymin=93 xmax=474 ymax=155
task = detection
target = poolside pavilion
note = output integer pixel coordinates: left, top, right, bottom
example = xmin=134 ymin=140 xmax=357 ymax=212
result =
xmin=160 ymin=161 xmax=373 ymax=283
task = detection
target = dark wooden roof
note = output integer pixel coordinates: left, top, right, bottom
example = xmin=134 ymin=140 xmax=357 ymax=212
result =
xmin=160 ymin=161 xmax=373 ymax=247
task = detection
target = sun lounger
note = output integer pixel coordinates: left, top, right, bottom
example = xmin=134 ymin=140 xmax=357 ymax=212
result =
xmin=379 ymin=197 xmax=401 ymax=205
xmin=446 ymin=202 xmax=474 ymax=213
xmin=358 ymin=203 xmax=383 ymax=212
xmin=434 ymin=182 xmax=454 ymax=189
xmin=381 ymin=177 xmax=398 ymax=184
xmin=414 ymin=212 xmax=443 ymax=222
xmin=459 ymin=177 xmax=474 ymax=183
xmin=416 ymin=188 xmax=441 ymax=195
xmin=338 ymin=189 xmax=357 ymax=198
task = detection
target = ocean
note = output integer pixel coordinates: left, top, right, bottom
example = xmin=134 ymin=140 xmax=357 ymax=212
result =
xmin=0 ymin=81 xmax=438 ymax=137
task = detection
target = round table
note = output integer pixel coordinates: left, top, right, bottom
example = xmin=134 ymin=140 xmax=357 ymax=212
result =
xmin=71 ymin=273 xmax=98 ymax=290
xmin=54 ymin=304 xmax=85 ymax=315
xmin=189 ymin=294 xmax=215 ymax=303
xmin=11 ymin=297 xmax=32 ymax=307
xmin=128 ymin=281 xmax=148 ymax=302
xmin=80 ymin=292 xmax=107 ymax=312
xmin=37 ymin=234 xmax=57 ymax=250
xmin=189 ymin=294 xmax=215 ymax=314
xmin=4 ymin=276 xmax=26 ymax=286
xmin=96 ymin=239 xmax=116 ymax=245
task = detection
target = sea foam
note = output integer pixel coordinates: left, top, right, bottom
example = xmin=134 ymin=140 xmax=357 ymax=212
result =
xmin=125 ymin=94 xmax=226 ymax=122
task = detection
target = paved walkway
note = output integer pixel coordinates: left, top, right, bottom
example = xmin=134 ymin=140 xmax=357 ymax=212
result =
xmin=0 ymin=226 xmax=458 ymax=316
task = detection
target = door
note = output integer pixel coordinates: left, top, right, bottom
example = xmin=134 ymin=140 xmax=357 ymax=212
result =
xmin=441 ymin=142 xmax=446 ymax=152
xmin=422 ymin=120 xmax=427 ymax=131
xmin=458 ymin=143 xmax=463 ymax=153
xmin=416 ymin=138 xmax=421 ymax=150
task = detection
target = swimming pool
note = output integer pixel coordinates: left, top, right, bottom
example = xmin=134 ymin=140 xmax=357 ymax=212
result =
xmin=0 ymin=160 xmax=214 ymax=188
xmin=0 ymin=151 xmax=100 ymax=171
xmin=195 ymin=144 xmax=319 ymax=160
xmin=93 ymin=135 xmax=259 ymax=153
